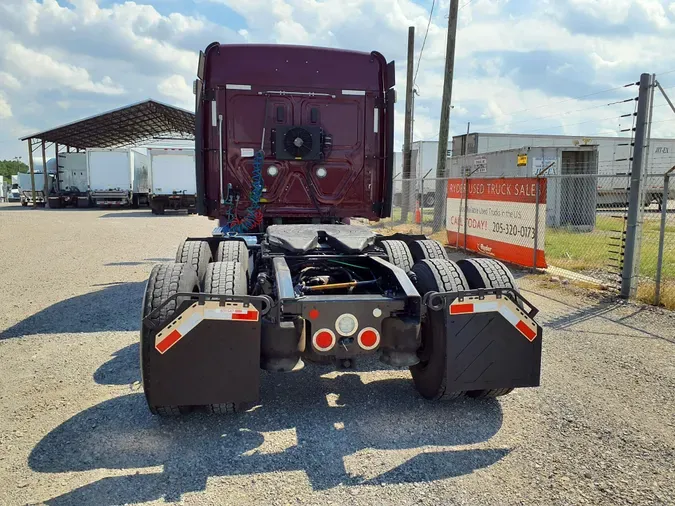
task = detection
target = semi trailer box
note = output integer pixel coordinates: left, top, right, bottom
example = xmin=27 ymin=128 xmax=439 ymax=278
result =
xmin=147 ymin=147 xmax=196 ymax=214
xmin=87 ymin=148 xmax=149 ymax=207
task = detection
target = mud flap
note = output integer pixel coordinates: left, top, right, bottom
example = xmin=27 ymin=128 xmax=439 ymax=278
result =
xmin=142 ymin=294 xmax=271 ymax=408
xmin=427 ymin=289 xmax=542 ymax=392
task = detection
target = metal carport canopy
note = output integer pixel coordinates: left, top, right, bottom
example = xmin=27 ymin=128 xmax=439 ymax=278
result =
xmin=20 ymin=99 xmax=195 ymax=149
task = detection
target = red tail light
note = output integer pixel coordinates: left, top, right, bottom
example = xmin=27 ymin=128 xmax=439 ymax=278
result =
xmin=312 ymin=328 xmax=336 ymax=352
xmin=357 ymin=327 xmax=380 ymax=350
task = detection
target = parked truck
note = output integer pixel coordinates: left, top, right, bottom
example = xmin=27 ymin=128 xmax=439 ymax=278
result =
xmin=18 ymin=172 xmax=53 ymax=207
xmin=48 ymin=152 xmax=90 ymax=208
xmin=147 ymin=147 xmax=197 ymax=214
xmin=139 ymin=43 xmax=542 ymax=416
xmin=87 ymin=148 xmax=149 ymax=207
xmin=9 ymin=175 xmax=21 ymax=202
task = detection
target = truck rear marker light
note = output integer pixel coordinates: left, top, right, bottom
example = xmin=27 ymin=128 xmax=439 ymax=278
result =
xmin=226 ymin=84 xmax=252 ymax=90
xmin=358 ymin=327 xmax=380 ymax=350
xmin=155 ymin=301 xmax=260 ymax=354
xmin=308 ymin=309 xmax=320 ymax=320
xmin=313 ymin=329 xmax=336 ymax=352
xmin=449 ymin=296 xmax=538 ymax=342
xmin=342 ymin=90 xmax=366 ymax=96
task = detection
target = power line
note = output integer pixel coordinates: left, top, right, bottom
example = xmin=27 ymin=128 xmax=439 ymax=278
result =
xmin=413 ymin=0 xmax=435 ymax=86
xmin=496 ymin=83 xmax=637 ymax=118
xmin=459 ymin=0 xmax=477 ymax=9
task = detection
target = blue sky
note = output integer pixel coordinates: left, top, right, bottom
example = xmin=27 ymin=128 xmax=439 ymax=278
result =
xmin=2 ymin=0 xmax=675 ymax=161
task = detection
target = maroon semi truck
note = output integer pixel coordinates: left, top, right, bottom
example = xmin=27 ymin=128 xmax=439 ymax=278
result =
xmin=140 ymin=43 xmax=542 ymax=415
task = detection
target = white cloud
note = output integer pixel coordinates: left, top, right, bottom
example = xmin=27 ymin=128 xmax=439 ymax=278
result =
xmin=0 ymin=0 xmax=675 ymax=162
xmin=0 ymin=92 xmax=12 ymax=119
xmin=3 ymin=42 xmax=124 ymax=95
xmin=157 ymin=74 xmax=194 ymax=110
xmin=0 ymin=71 xmax=20 ymax=91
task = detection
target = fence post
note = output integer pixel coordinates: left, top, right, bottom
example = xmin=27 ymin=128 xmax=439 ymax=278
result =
xmin=621 ymin=73 xmax=653 ymax=299
xmin=655 ymin=168 xmax=674 ymax=306
xmin=533 ymin=176 xmax=541 ymax=271
xmin=463 ymin=175 xmax=469 ymax=252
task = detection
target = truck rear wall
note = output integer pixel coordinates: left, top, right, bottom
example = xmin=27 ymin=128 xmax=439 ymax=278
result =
xmin=87 ymin=150 xmax=132 ymax=192
xmin=57 ymin=153 xmax=88 ymax=192
xmin=149 ymin=149 xmax=196 ymax=195
xmin=198 ymin=43 xmax=395 ymax=222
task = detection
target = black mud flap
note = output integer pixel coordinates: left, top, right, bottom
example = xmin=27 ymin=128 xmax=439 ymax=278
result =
xmin=426 ymin=289 xmax=542 ymax=392
xmin=142 ymin=294 xmax=272 ymax=408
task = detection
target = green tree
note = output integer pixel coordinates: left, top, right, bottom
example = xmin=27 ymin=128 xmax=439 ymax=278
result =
xmin=0 ymin=159 xmax=29 ymax=184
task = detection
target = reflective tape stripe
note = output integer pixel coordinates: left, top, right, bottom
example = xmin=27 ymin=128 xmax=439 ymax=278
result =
xmin=155 ymin=301 xmax=259 ymax=354
xmin=449 ymin=295 xmax=538 ymax=342
xmin=226 ymin=84 xmax=252 ymax=90
xmin=342 ymin=89 xmax=366 ymax=96
xmin=156 ymin=329 xmax=182 ymax=354
xmin=450 ymin=303 xmax=474 ymax=314
xmin=516 ymin=321 xmax=537 ymax=341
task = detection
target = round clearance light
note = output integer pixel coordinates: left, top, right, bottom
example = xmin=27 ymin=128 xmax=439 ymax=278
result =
xmin=372 ymin=308 xmax=382 ymax=318
xmin=335 ymin=313 xmax=358 ymax=337
xmin=358 ymin=327 xmax=380 ymax=350
xmin=267 ymin=165 xmax=279 ymax=177
xmin=316 ymin=167 xmax=327 ymax=179
xmin=313 ymin=329 xmax=336 ymax=352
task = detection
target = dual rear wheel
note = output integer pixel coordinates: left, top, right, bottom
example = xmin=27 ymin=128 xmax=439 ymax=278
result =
xmin=382 ymin=239 xmax=516 ymax=400
xmin=141 ymin=240 xmax=250 ymax=415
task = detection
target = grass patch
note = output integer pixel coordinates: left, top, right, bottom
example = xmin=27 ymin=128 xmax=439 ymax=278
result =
xmin=636 ymin=280 xmax=675 ymax=310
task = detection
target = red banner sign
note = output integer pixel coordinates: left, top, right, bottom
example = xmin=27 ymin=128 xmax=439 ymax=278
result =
xmin=446 ymin=178 xmax=547 ymax=268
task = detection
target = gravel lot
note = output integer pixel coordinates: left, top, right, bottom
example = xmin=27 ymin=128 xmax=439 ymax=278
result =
xmin=1 ymin=203 xmax=674 ymax=506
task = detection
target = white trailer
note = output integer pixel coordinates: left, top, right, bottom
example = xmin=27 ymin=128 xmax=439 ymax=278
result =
xmin=49 ymin=152 xmax=90 ymax=208
xmin=18 ymin=172 xmax=53 ymax=206
xmin=452 ymin=132 xmax=675 ymax=206
xmin=87 ymin=148 xmax=149 ymax=207
xmin=147 ymin=147 xmax=197 ymax=214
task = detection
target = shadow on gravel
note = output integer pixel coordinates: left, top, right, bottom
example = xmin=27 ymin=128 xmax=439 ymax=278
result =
xmin=526 ymin=289 xmax=674 ymax=344
xmin=0 ymin=282 xmax=145 ymax=340
xmin=94 ymin=343 xmax=139 ymax=385
xmin=31 ymin=366 xmax=507 ymax=504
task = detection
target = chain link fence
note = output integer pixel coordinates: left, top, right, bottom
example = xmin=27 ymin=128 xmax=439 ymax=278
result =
xmin=370 ymin=173 xmax=675 ymax=308
xmin=637 ymin=173 xmax=675 ymax=308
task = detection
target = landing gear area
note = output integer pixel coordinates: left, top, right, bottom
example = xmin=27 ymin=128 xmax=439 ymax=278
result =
xmin=140 ymin=225 xmax=542 ymax=415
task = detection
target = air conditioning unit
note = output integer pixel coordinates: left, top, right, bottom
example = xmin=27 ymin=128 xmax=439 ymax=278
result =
xmin=272 ymin=126 xmax=323 ymax=161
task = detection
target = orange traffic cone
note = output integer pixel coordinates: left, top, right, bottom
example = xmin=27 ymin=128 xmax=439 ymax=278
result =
xmin=415 ymin=205 xmax=422 ymax=224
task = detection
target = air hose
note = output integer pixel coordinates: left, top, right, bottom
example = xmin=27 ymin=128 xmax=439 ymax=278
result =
xmin=224 ymin=149 xmax=265 ymax=233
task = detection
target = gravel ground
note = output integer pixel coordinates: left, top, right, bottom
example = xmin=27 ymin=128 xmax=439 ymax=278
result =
xmin=0 ymin=203 xmax=674 ymax=506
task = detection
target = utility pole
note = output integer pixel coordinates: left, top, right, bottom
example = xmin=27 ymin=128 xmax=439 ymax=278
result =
xmin=621 ymin=73 xmax=654 ymax=299
xmin=432 ymin=0 xmax=459 ymax=231
xmin=401 ymin=26 xmax=415 ymax=222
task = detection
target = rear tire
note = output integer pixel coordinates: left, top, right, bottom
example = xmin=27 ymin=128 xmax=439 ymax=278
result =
xmin=217 ymin=240 xmax=249 ymax=263
xmin=409 ymin=259 xmax=469 ymax=401
xmin=457 ymin=258 xmax=518 ymax=291
xmin=409 ymin=240 xmax=448 ymax=262
xmin=381 ymin=240 xmax=414 ymax=272
xmin=141 ymin=262 xmax=200 ymax=416
xmin=176 ymin=240 xmax=212 ymax=283
xmin=456 ymin=258 xmax=517 ymax=398
xmin=202 ymin=261 xmax=247 ymax=414
xmin=204 ymin=261 xmax=248 ymax=296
